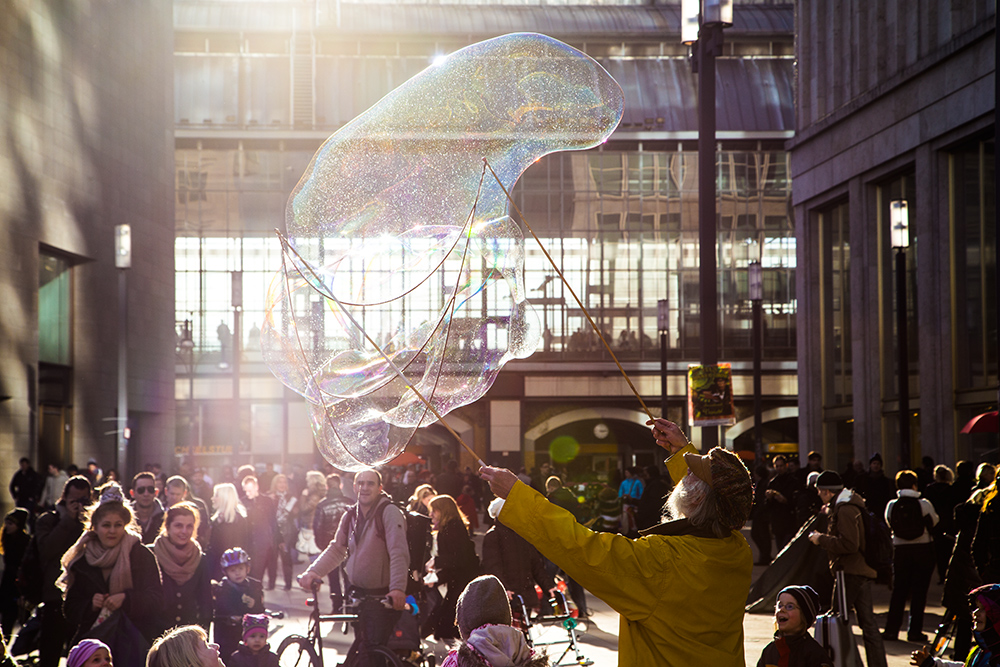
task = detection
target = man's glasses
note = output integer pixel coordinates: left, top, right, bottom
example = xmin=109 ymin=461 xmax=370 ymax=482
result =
xmin=775 ymin=603 xmax=799 ymax=613
xmin=134 ymin=486 xmax=156 ymax=495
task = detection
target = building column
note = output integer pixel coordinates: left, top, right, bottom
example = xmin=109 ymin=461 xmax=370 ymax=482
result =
xmin=795 ymin=201 xmax=824 ymax=464
xmin=849 ymin=176 xmax=884 ymax=465
xmin=914 ymin=144 xmax=956 ymax=466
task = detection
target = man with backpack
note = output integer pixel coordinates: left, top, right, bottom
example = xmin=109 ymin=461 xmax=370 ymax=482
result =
xmin=882 ymin=469 xmax=938 ymax=643
xmin=808 ymin=471 xmax=888 ymax=667
xmin=297 ymin=469 xmax=409 ymax=651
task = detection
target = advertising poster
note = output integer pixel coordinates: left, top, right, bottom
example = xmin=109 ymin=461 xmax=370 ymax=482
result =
xmin=688 ymin=363 xmax=736 ymax=426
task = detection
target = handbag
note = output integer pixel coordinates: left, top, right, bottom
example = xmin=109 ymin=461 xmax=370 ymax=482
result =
xmin=296 ymin=527 xmax=320 ymax=556
xmin=85 ymin=609 xmax=151 ymax=667
xmin=814 ymin=570 xmax=862 ymax=667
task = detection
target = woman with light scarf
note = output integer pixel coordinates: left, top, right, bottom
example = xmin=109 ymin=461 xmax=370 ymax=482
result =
xmin=153 ymin=502 xmax=213 ymax=634
xmin=58 ymin=482 xmax=164 ymax=645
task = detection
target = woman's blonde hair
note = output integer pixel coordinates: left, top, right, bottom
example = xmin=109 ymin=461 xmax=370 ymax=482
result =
xmin=428 ymin=494 xmax=469 ymax=530
xmin=269 ymin=473 xmax=288 ymax=494
xmin=159 ymin=501 xmax=200 ymax=538
xmin=407 ymin=484 xmax=436 ymax=510
xmin=146 ymin=625 xmax=208 ymax=667
xmin=211 ymin=483 xmax=246 ymax=523
xmin=305 ymin=470 xmax=327 ymax=494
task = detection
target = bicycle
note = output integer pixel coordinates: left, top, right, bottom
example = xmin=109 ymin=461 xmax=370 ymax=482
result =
xmin=511 ymin=591 xmax=593 ymax=667
xmin=276 ymin=583 xmax=434 ymax=667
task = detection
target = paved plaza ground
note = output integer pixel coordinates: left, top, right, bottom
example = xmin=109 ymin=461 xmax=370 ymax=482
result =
xmin=259 ymin=527 xmax=946 ymax=666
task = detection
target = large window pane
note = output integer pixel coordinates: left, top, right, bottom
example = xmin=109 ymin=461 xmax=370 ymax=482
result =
xmin=39 ymin=253 xmax=71 ymax=365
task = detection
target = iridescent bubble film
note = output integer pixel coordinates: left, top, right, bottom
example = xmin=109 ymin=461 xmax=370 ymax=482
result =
xmin=262 ymin=33 xmax=623 ymax=470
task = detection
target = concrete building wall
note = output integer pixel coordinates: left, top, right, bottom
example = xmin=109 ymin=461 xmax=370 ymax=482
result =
xmin=0 ymin=0 xmax=176 ymax=505
xmin=790 ymin=1 xmax=996 ymax=471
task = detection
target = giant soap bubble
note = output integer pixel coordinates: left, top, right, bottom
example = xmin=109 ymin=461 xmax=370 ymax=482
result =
xmin=262 ymin=33 xmax=623 ymax=470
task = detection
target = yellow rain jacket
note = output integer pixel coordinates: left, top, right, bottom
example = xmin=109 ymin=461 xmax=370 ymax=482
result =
xmin=499 ymin=478 xmax=752 ymax=666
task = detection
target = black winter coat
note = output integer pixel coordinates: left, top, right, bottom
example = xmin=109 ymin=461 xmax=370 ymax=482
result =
xmin=212 ymin=577 xmax=264 ymax=625
xmin=433 ymin=520 xmax=479 ymax=589
xmin=481 ymin=523 xmax=552 ymax=610
xmin=227 ymin=644 xmax=279 ymax=667
xmin=63 ymin=540 xmax=164 ymax=643
xmin=757 ymin=631 xmax=834 ymax=667
xmin=244 ymin=495 xmax=280 ymax=559
xmin=312 ymin=494 xmax=351 ymax=550
xmin=159 ymin=557 xmax=213 ymax=633
xmin=33 ymin=506 xmax=85 ymax=603
xmin=636 ymin=477 xmax=672 ymax=531
xmin=0 ymin=531 xmax=29 ymax=598
xmin=207 ymin=515 xmax=251 ymax=580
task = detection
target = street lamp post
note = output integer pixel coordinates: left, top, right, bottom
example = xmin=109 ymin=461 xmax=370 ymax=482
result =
xmin=114 ymin=224 xmax=131 ymax=477
xmin=658 ymin=299 xmax=670 ymax=420
xmin=891 ymin=199 xmax=911 ymax=468
xmin=683 ymin=0 xmax=732 ymax=452
xmin=178 ymin=319 xmax=196 ymax=463
xmin=232 ymin=271 xmax=243 ymax=456
xmin=748 ymin=257 xmax=764 ymax=466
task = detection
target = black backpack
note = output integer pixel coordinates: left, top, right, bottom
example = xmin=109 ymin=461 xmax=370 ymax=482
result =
xmin=859 ymin=506 xmax=894 ymax=585
xmin=889 ymin=496 xmax=931 ymax=541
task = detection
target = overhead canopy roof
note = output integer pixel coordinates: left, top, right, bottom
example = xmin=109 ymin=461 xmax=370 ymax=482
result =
xmin=175 ymin=1 xmax=794 ymax=39
xmin=173 ymin=1 xmax=794 ymax=137
xmin=605 ymin=57 xmax=794 ymax=135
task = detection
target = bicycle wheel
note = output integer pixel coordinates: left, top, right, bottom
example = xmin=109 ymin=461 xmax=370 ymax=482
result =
xmin=276 ymin=635 xmax=320 ymax=667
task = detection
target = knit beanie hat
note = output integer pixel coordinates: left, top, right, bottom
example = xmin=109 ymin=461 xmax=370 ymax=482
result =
xmin=778 ymin=585 xmax=820 ymax=628
xmin=970 ymin=584 xmax=1000 ymax=655
xmin=815 ymin=470 xmax=844 ymax=491
xmin=683 ymin=447 xmax=753 ymax=530
xmin=67 ymin=639 xmax=110 ymax=667
xmin=242 ymin=613 xmax=269 ymax=641
xmin=455 ymin=575 xmax=512 ymax=640
xmin=870 ymin=452 xmax=883 ymax=464
xmin=4 ymin=508 xmax=28 ymax=531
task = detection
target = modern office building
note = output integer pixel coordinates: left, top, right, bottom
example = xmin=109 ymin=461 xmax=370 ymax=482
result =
xmin=792 ymin=0 xmax=997 ymax=471
xmin=9 ymin=0 xmax=991 ymax=493
xmin=172 ymin=0 xmax=798 ymax=477
xmin=0 ymin=0 xmax=176 ymax=492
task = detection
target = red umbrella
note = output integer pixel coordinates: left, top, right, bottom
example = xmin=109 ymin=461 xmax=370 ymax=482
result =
xmin=960 ymin=411 xmax=999 ymax=434
xmin=388 ymin=451 xmax=426 ymax=466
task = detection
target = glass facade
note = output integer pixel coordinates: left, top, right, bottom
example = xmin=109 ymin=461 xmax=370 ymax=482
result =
xmin=175 ymin=145 xmax=797 ymax=365
xmin=821 ymin=202 xmax=851 ymax=406
xmin=952 ymin=139 xmax=998 ymax=392
xmin=170 ymin=2 xmax=800 ymax=464
xmin=818 ymin=201 xmax=853 ymax=468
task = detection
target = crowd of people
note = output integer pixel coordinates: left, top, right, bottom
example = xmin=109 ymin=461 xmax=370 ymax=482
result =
xmin=2 ymin=425 xmax=1000 ymax=667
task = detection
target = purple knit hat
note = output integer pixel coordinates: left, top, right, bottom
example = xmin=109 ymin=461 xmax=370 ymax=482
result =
xmin=67 ymin=639 xmax=110 ymax=667
xmin=242 ymin=613 xmax=269 ymax=641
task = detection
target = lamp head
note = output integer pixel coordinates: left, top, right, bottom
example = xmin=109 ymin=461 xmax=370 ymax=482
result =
xmin=890 ymin=199 xmax=909 ymax=249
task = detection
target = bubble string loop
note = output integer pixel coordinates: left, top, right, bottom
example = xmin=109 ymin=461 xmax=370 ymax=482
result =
xmin=273 ymin=163 xmax=493 ymax=468
xmin=275 ymin=241 xmax=371 ymax=469
xmin=483 ymin=157 xmax=656 ymax=422
xmin=277 ymin=233 xmax=484 ymax=467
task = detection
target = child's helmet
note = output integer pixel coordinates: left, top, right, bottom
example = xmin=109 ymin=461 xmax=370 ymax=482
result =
xmin=220 ymin=547 xmax=250 ymax=569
